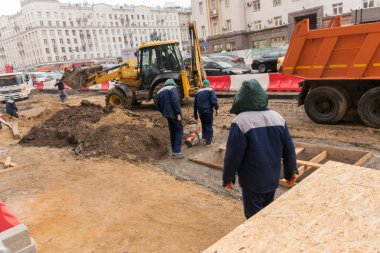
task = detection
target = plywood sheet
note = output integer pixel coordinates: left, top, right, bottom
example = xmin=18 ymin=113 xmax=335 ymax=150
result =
xmin=204 ymin=161 xmax=380 ymax=253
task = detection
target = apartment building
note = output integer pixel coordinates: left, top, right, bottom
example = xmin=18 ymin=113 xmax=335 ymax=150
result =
xmin=191 ymin=0 xmax=380 ymax=52
xmin=0 ymin=0 xmax=190 ymax=70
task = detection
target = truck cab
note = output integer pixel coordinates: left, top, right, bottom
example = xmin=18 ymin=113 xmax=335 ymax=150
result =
xmin=0 ymin=72 xmax=30 ymax=102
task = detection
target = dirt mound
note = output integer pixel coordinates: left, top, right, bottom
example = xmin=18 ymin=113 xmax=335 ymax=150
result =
xmin=20 ymin=101 xmax=169 ymax=162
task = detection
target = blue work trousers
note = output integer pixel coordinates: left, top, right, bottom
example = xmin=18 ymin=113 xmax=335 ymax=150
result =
xmin=199 ymin=112 xmax=213 ymax=145
xmin=167 ymin=117 xmax=183 ymax=153
xmin=242 ymin=188 xmax=276 ymax=219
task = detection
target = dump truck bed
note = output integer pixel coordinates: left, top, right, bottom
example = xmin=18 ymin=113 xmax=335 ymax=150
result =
xmin=283 ymin=19 xmax=380 ymax=80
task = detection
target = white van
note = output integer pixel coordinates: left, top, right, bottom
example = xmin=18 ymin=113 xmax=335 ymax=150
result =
xmin=0 ymin=72 xmax=30 ymax=102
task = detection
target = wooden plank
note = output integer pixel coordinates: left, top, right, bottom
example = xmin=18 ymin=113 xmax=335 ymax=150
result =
xmin=295 ymin=147 xmax=304 ymax=155
xmin=354 ymin=152 xmax=373 ymax=167
xmin=11 ymin=121 xmax=20 ymax=139
xmin=296 ymin=159 xmax=322 ymax=168
xmin=4 ymin=157 xmax=11 ymax=169
xmin=204 ymin=161 xmax=380 ymax=253
xmin=298 ymin=151 xmax=328 ymax=175
xmin=0 ymin=160 xmax=17 ymax=168
xmin=188 ymin=157 xmax=223 ymax=170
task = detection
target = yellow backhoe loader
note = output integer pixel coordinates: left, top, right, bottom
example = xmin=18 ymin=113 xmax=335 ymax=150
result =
xmin=61 ymin=22 xmax=206 ymax=108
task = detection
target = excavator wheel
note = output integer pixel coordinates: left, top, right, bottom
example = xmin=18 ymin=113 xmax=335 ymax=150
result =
xmin=152 ymin=82 xmax=165 ymax=105
xmin=105 ymin=88 xmax=132 ymax=109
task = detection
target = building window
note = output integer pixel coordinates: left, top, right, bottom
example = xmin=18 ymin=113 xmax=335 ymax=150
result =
xmin=50 ymin=30 xmax=54 ymax=36
xmin=56 ymin=56 xmax=59 ymax=61
xmin=254 ymin=20 xmax=262 ymax=30
xmin=43 ymin=39 xmax=47 ymax=44
xmin=72 ymin=30 xmax=76 ymax=36
xmin=226 ymin=19 xmax=232 ymax=31
xmin=42 ymin=30 xmax=47 ymax=36
xmin=253 ymin=40 xmax=266 ymax=48
xmin=201 ymin=25 xmax=206 ymax=38
xmin=65 ymin=30 xmax=69 ymax=36
xmin=46 ymin=12 xmax=50 ymax=18
xmin=61 ymin=47 xmax=65 ymax=53
xmin=333 ymin=3 xmax=343 ymax=15
xmin=199 ymin=2 xmax=204 ymax=15
xmin=63 ymin=21 xmax=66 ymax=27
xmin=271 ymin=36 xmax=286 ymax=47
xmin=56 ymin=21 xmax=60 ymax=26
xmin=213 ymin=22 xmax=218 ymax=35
xmin=226 ymin=42 xmax=236 ymax=51
xmin=48 ymin=56 xmax=52 ymax=62
xmin=59 ymin=39 xmax=63 ymax=44
xmin=253 ymin=0 xmax=261 ymax=11
xmin=67 ymin=39 xmax=71 ymax=44
xmin=273 ymin=0 xmax=281 ymax=6
xmin=363 ymin=0 xmax=374 ymax=8
xmin=48 ymin=21 xmax=52 ymax=27
xmin=213 ymin=44 xmax=223 ymax=52
xmin=274 ymin=16 xmax=283 ymax=26
xmin=38 ymin=11 xmax=42 ymax=17
xmin=57 ymin=30 xmax=62 ymax=36
xmin=45 ymin=48 xmax=50 ymax=53
xmin=40 ymin=21 xmax=44 ymax=26
xmin=225 ymin=0 xmax=230 ymax=7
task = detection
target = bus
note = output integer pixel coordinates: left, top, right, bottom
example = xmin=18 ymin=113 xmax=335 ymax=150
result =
xmin=0 ymin=72 xmax=31 ymax=102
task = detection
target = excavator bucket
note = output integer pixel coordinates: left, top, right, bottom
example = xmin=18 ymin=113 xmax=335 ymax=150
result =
xmin=61 ymin=65 xmax=103 ymax=89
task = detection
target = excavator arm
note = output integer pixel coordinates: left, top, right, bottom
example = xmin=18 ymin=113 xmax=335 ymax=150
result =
xmin=188 ymin=21 xmax=206 ymax=89
xmin=61 ymin=63 xmax=129 ymax=89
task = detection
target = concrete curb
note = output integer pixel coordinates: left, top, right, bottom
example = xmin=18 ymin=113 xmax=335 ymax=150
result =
xmin=0 ymin=224 xmax=37 ymax=253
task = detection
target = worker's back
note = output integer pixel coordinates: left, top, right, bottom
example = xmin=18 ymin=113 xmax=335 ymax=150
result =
xmin=156 ymin=80 xmax=181 ymax=118
xmin=223 ymin=80 xmax=296 ymax=193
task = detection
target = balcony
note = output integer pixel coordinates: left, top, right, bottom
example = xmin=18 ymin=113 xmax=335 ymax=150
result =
xmin=210 ymin=9 xmax=218 ymax=17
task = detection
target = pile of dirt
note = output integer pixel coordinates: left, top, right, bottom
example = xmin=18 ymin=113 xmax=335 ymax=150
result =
xmin=20 ymin=101 xmax=169 ymax=162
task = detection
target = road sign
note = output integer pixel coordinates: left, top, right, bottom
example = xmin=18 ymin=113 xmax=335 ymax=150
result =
xmin=204 ymin=42 xmax=208 ymax=49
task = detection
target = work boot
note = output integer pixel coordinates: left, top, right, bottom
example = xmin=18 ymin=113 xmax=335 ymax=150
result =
xmin=172 ymin=152 xmax=185 ymax=158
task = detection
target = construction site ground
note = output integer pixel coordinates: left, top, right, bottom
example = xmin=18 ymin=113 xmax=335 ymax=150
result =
xmin=1 ymin=92 xmax=379 ymax=252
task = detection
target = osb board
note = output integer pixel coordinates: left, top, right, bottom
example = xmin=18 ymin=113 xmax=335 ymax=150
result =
xmin=203 ymin=161 xmax=380 ymax=253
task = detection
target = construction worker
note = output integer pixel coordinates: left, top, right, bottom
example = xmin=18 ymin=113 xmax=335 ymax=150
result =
xmin=222 ymin=80 xmax=298 ymax=219
xmin=156 ymin=79 xmax=184 ymax=157
xmin=194 ymin=79 xmax=219 ymax=146
xmin=5 ymin=95 xmax=19 ymax=118
xmin=55 ymin=78 xmax=67 ymax=103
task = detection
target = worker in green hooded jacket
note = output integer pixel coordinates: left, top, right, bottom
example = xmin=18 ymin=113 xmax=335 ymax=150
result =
xmin=223 ymin=79 xmax=298 ymax=219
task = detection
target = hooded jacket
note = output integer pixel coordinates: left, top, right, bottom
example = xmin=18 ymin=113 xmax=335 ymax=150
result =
xmin=223 ymin=79 xmax=297 ymax=193
xmin=156 ymin=79 xmax=182 ymax=118
xmin=6 ymin=99 xmax=18 ymax=117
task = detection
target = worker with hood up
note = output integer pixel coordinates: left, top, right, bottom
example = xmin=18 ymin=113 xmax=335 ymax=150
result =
xmin=222 ymin=79 xmax=298 ymax=219
xmin=6 ymin=95 xmax=19 ymax=118
xmin=193 ymin=79 xmax=219 ymax=146
xmin=156 ymin=79 xmax=184 ymax=157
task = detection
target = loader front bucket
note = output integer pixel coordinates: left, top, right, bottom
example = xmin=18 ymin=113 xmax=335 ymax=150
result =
xmin=61 ymin=65 xmax=103 ymax=89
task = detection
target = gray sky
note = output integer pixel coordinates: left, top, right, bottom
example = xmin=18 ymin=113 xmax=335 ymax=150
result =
xmin=0 ymin=0 xmax=191 ymax=16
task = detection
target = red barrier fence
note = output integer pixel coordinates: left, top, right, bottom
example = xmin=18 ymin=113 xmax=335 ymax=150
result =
xmin=208 ymin=76 xmax=231 ymax=91
xmin=267 ymin=73 xmax=303 ymax=92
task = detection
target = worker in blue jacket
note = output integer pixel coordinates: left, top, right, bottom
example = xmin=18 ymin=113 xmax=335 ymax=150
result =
xmin=156 ymin=79 xmax=184 ymax=157
xmin=194 ymin=79 xmax=219 ymax=146
xmin=6 ymin=95 xmax=19 ymax=118
xmin=223 ymin=79 xmax=298 ymax=219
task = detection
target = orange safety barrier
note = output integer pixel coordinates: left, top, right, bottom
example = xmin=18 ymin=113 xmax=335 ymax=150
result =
xmin=267 ymin=73 xmax=303 ymax=92
xmin=207 ymin=76 xmax=231 ymax=91
xmin=0 ymin=200 xmax=20 ymax=233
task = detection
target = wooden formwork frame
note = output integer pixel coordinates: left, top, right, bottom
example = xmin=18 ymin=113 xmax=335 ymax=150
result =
xmin=189 ymin=145 xmax=374 ymax=188
xmin=280 ymin=148 xmax=373 ymax=188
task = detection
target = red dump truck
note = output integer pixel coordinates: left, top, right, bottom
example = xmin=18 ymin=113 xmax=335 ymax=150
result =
xmin=283 ymin=17 xmax=380 ymax=128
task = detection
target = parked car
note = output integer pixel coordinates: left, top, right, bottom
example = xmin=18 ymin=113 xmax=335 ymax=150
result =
xmin=251 ymin=50 xmax=287 ymax=73
xmin=212 ymin=55 xmax=245 ymax=66
xmin=183 ymin=56 xmax=212 ymax=69
xmin=204 ymin=60 xmax=251 ymax=76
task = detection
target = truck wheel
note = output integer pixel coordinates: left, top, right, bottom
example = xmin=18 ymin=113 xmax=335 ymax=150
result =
xmin=152 ymin=82 xmax=165 ymax=105
xmin=105 ymin=88 xmax=132 ymax=109
xmin=258 ymin=64 xmax=267 ymax=73
xmin=304 ymin=86 xmax=349 ymax=124
xmin=358 ymin=87 xmax=380 ymax=128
